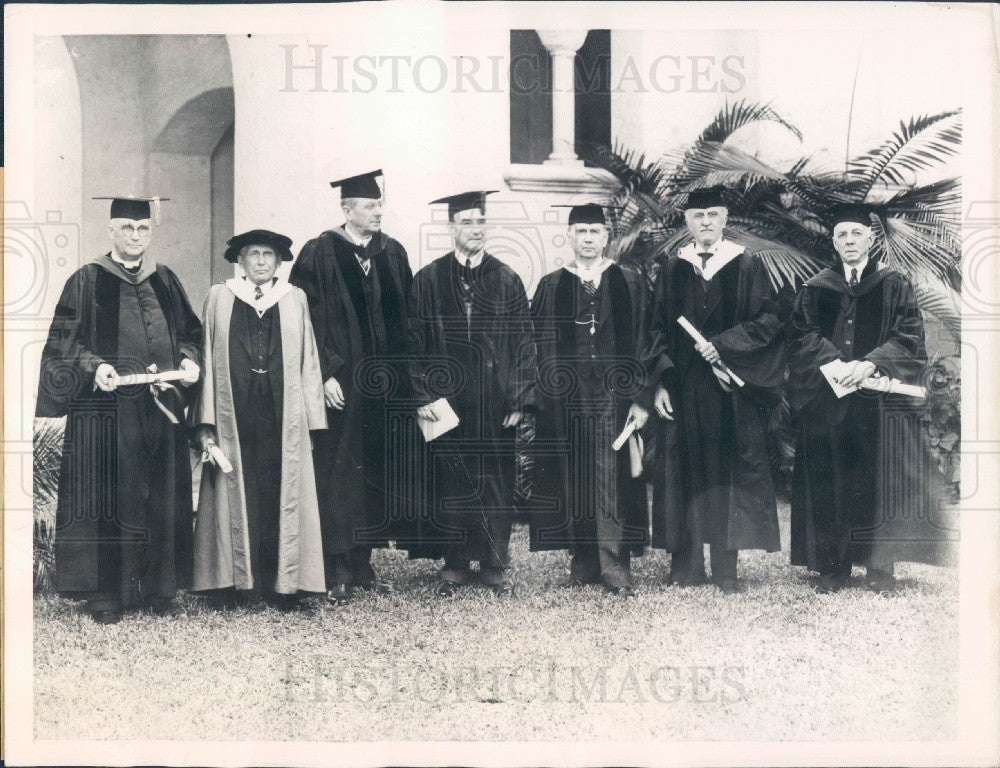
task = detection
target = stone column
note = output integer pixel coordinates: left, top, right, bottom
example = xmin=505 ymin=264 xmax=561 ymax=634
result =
xmin=536 ymin=29 xmax=588 ymax=167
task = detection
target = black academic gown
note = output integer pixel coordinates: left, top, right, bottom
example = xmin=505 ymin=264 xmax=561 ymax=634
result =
xmin=289 ymin=228 xmax=414 ymax=562
xmin=787 ymin=260 xmax=952 ymax=572
xmin=36 ymin=256 xmax=202 ymax=607
xmin=528 ymin=264 xmax=652 ymax=573
xmin=405 ymin=252 xmax=538 ymax=566
xmin=229 ymin=299 xmax=283 ymax=593
xmin=646 ymin=249 xmax=785 ymax=556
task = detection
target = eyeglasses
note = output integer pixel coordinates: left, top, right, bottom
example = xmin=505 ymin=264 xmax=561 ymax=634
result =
xmin=119 ymin=224 xmax=151 ymax=237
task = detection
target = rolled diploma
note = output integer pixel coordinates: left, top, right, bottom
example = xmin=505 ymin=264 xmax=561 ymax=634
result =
xmin=207 ymin=444 xmax=234 ymax=474
xmin=676 ymin=316 xmax=746 ymax=388
xmin=612 ymin=416 xmax=638 ymax=451
xmin=112 ymin=369 xmax=190 ymax=387
xmin=861 ymin=377 xmax=926 ymax=399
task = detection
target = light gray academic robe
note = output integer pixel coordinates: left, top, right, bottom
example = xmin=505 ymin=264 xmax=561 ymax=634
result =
xmin=192 ymin=280 xmax=327 ymax=594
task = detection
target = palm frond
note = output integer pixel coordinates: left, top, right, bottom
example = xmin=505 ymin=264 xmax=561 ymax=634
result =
xmin=911 ymin=279 xmax=961 ymax=341
xmin=881 ymin=177 xmax=961 ymax=215
xmin=695 ymin=98 xmax=804 ymax=145
xmin=725 ymin=228 xmax=827 ymax=291
xmin=849 ymin=110 xmax=961 ymax=193
xmin=870 ymin=214 xmax=962 ymax=291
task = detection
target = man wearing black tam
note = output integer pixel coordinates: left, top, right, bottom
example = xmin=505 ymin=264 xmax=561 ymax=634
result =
xmin=36 ymin=196 xmax=202 ymax=623
xmin=529 ymin=203 xmax=653 ymax=596
xmin=289 ymin=169 xmax=414 ymax=604
xmin=191 ymin=230 xmax=327 ymax=610
xmin=646 ymin=185 xmax=784 ymax=593
xmin=407 ymin=191 xmax=538 ymax=596
xmin=787 ymin=203 xmax=951 ymax=593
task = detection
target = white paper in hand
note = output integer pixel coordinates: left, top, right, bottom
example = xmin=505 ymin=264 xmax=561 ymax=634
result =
xmin=418 ymin=398 xmax=460 ymax=442
xmin=820 ymin=360 xmax=859 ymax=398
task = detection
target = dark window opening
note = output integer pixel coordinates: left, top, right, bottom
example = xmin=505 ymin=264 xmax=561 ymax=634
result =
xmin=509 ymin=29 xmax=611 ymax=166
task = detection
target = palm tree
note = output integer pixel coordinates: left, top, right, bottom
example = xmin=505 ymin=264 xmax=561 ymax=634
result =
xmin=587 ymin=101 xmax=962 ymax=493
xmin=589 ymin=101 xmax=962 ymax=339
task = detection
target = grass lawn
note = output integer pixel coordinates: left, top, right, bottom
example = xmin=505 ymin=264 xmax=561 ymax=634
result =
xmin=33 ymin=503 xmax=958 ymax=743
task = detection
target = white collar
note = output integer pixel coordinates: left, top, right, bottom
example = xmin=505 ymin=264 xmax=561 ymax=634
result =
xmin=344 ymin=225 xmax=373 ymax=248
xmin=841 ymin=257 xmax=869 ymax=281
xmin=110 ymin=250 xmax=143 ymax=271
xmin=454 ymin=250 xmax=484 ymax=269
xmin=678 ymin=238 xmax=744 ymax=281
xmin=226 ymin=277 xmax=294 ymax=316
xmin=565 ymin=258 xmax=614 ymax=285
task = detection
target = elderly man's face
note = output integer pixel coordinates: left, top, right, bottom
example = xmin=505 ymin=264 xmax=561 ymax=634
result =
xmin=684 ymin=206 xmax=727 ymax=247
xmin=108 ymin=218 xmax=152 ymax=261
xmin=343 ymin=197 xmax=383 ymax=236
xmin=568 ymin=223 xmax=609 ymax=262
xmin=238 ymin=244 xmax=280 ymax=285
xmin=832 ymin=221 xmax=874 ymax=266
xmin=451 ymin=207 xmax=487 ymax=255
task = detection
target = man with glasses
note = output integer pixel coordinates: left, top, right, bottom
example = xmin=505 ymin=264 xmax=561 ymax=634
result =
xmin=36 ymin=195 xmax=202 ymax=623
xmin=290 ymin=169 xmax=413 ymax=604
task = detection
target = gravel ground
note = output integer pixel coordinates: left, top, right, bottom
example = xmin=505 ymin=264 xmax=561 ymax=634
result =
xmin=33 ymin=504 xmax=958 ymax=742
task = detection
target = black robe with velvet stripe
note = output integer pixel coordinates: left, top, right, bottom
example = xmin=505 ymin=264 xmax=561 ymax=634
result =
xmin=36 ymin=259 xmax=202 ymax=599
xmin=528 ymin=264 xmax=652 ymax=554
xmin=787 ymin=263 xmax=954 ymax=568
xmin=405 ymin=252 xmax=538 ymax=560
xmin=645 ymin=250 xmax=784 ymax=553
xmin=289 ymin=227 xmax=415 ymax=554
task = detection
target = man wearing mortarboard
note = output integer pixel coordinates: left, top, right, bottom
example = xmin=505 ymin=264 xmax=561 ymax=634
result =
xmin=787 ymin=203 xmax=952 ymax=593
xmin=289 ymin=169 xmax=413 ymax=604
xmin=528 ymin=203 xmax=653 ymax=597
xmin=646 ymin=185 xmax=785 ymax=593
xmin=35 ymin=196 xmax=202 ymax=623
xmin=407 ymin=191 xmax=538 ymax=596
xmin=191 ymin=230 xmax=327 ymax=610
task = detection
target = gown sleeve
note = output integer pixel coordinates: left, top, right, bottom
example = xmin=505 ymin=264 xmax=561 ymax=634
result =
xmin=36 ymin=269 xmax=104 ymax=418
xmin=786 ymin=282 xmax=843 ymax=419
xmin=710 ymin=255 xmax=785 ymax=389
xmin=290 ymin=238 xmax=343 ymax=382
xmin=863 ymin=275 xmax=927 ymax=382
xmin=644 ymin=257 xmax=676 ymax=390
xmin=405 ymin=271 xmax=435 ymax=407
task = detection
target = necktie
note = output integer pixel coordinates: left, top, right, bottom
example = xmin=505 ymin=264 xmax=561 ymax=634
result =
xmin=698 ymin=252 xmax=712 ymax=273
xmin=850 ymin=268 xmax=858 ymax=287
xmin=123 ymin=261 xmax=141 ymax=275
xmin=358 ymin=254 xmax=371 ymax=276
xmin=463 ymin=257 xmax=473 ymax=286
xmin=254 ymin=284 xmax=263 ymax=301
xmin=582 ymin=278 xmax=597 ymax=298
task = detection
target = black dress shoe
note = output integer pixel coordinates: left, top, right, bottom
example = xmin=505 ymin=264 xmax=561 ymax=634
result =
xmin=326 ymin=584 xmax=353 ymax=605
xmin=815 ymin=574 xmax=848 ymax=594
xmin=89 ymin=608 xmax=122 ymax=625
xmin=146 ymin=598 xmax=182 ymax=617
xmin=713 ymin=578 xmax=743 ymax=594
xmin=435 ymin=581 xmax=458 ymax=597
xmin=356 ymin=579 xmax=395 ymax=594
xmin=604 ymin=584 xmax=636 ymax=598
xmin=669 ymin=571 xmax=709 ymax=587
xmin=480 ymin=567 xmax=515 ymax=596
xmin=488 ymin=581 xmax=516 ymax=597
xmin=865 ymin=571 xmax=898 ymax=594
xmin=268 ymin=594 xmax=313 ymax=613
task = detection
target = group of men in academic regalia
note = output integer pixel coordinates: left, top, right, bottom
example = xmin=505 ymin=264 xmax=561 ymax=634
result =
xmin=38 ymin=176 xmax=951 ymax=623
